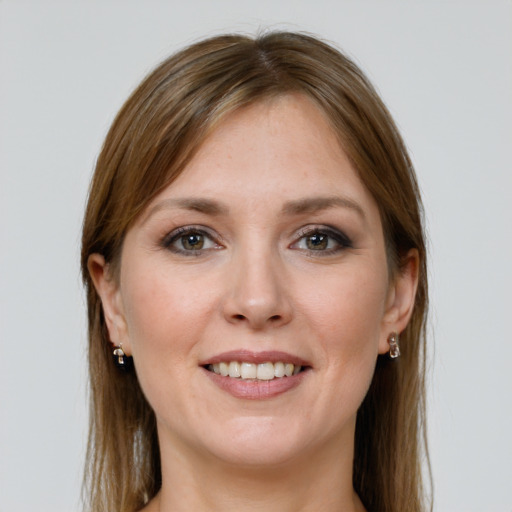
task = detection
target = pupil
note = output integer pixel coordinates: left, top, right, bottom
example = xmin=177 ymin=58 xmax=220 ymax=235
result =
xmin=307 ymin=234 xmax=327 ymax=250
xmin=183 ymin=233 xmax=203 ymax=250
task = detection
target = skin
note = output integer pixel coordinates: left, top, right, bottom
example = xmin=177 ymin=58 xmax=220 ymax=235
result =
xmin=90 ymin=94 xmax=419 ymax=512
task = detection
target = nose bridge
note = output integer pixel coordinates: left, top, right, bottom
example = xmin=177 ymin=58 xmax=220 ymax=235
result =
xmin=223 ymin=233 xmax=292 ymax=329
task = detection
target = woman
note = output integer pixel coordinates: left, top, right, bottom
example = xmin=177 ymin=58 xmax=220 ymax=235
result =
xmin=81 ymin=31 xmax=429 ymax=512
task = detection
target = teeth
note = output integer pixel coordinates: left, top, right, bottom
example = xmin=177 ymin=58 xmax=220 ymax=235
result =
xmin=219 ymin=362 xmax=229 ymax=377
xmin=240 ymin=362 xmax=257 ymax=379
xmin=208 ymin=361 xmax=303 ymax=380
xmin=228 ymin=361 xmax=241 ymax=378
xmin=256 ymin=362 xmax=274 ymax=380
xmin=274 ymin=362 xmax=285 ymax=378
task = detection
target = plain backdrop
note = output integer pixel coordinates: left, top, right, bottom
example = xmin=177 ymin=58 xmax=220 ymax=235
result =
xmin=1 ymin=1 xmax=511 ymax=511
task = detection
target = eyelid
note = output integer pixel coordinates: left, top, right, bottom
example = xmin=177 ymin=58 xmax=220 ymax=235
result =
xmin=161 ymin=225 xmax=223 ymax=254
xmin=291 ymin=225 xmax=353 ymax=253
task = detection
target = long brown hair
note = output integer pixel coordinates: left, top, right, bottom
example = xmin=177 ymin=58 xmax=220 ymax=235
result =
xmin=81 ymin=31 xmax=430 ymax=512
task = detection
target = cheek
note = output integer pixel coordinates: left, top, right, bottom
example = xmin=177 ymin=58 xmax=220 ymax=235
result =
xmin=118 ymin=264 xmax=220 ymax=425
xmin=304 ymin=262 xmax=388 ymax=340
xmin=120 ymin=264 xmax=215 ymax=363
xmin=299 ymin=263 xmax=388 ymax=386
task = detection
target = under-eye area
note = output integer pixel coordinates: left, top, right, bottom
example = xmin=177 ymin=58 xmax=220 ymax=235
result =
xmin=204 ymin=361 xmax=311 ymax=381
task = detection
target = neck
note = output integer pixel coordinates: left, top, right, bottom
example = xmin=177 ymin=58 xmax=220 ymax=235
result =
xmin=150 ymin=426 xmax=366 ymax=512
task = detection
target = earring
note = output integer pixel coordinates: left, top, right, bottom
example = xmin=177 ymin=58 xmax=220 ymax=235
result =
xmin=388 ymin=332 xmax=401 ymax=359
xmin=112 ymin=343 xmax=131 ymax=370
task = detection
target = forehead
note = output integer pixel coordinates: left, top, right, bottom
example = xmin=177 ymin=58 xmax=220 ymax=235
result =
xmin=171 ymin=96 xmax=339 ymax=185
xmin=146 ymin=93 xmax=379 ymax=222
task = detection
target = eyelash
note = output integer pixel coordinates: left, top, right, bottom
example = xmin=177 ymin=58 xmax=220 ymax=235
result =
xmin=161 ymin=226 xmax=222 ymax=256
xmin=161 ymin=225 xmax=353 ymax=257
xmin=292 ymin=226 xmax=353 ymax=255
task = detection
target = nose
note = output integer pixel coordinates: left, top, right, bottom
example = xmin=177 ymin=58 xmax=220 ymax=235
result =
xmin=222 ymin=246 xmax=293 ymax=330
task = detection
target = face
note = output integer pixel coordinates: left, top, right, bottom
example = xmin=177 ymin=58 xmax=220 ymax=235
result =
xmin=93 ymin=94 xmax=416 ymax=468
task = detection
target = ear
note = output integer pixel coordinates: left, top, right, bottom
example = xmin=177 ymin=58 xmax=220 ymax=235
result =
xmin=378 ymin=249 xmax=420 ymax=354
xmin=87 ymin=254 xmax=132 ymax=356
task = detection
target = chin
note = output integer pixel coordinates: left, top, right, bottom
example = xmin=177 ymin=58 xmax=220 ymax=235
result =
xmin=209 ymin=435 xmax=304 ymax=467
xmin=190 ymin=415 xmax=327 ymax=468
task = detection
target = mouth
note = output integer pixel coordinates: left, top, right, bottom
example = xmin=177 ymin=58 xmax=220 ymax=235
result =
xmin=200 ymin=350 xmax=311 ymax=399
xmin=205 ymin=361 xmax=304 ymax=381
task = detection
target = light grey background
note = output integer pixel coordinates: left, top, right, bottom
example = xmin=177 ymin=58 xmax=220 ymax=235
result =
xmin=1 ymin=1 xmax=511 ymax=511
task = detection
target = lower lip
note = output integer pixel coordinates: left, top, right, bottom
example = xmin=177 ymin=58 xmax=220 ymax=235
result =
xmin=202 ymin=367 xmax=308 ymax=400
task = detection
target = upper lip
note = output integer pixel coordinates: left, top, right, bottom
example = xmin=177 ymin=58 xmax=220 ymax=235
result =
xmin=200 ymin=349 xmax=311 ymax=367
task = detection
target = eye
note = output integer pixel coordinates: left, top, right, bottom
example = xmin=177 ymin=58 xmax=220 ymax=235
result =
xmin=303 ymin=232 xmax=330 ymax=250
xmin=180 ymin=232 xmax=207 ymax=250
xmin=292 ymin=227 xmax=352 ymax=254
xmin=162 ymin=227 xmax=221 ymax=255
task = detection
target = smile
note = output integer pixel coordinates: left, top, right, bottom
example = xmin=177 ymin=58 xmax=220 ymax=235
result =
xmin=208 ymin=361 xmax=302 ymax=380
xmin=201 ymin=350 xmax=311 ymax=399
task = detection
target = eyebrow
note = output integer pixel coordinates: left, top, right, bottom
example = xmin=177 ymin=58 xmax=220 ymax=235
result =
xmin=282 ymin=196 xmax=366 ymax=219
xmin=142 ymin=195 xmax=365 ymax=224
xmin=141 ymin=197 xmax=229 ymax=224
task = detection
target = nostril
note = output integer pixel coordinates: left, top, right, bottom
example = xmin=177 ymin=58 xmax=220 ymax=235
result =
xmin=231 ymin=313 xmax=282 ymax=323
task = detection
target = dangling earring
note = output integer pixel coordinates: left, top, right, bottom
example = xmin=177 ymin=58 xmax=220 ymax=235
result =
xmin=113 ymin=343 xmax=131 ymax=369
xmin=388 ymin=332 xmax=401 ymax=359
